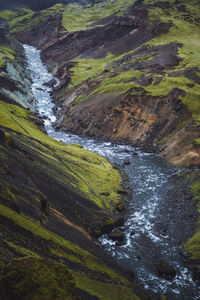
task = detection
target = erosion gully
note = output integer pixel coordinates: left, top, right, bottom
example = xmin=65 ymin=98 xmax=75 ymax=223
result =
xmin=24 ymin=44 xmax=200 ymax=299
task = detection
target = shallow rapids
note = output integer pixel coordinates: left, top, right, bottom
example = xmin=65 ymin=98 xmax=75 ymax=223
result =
xmin=24 ymin=44 xmax=200 ymax=300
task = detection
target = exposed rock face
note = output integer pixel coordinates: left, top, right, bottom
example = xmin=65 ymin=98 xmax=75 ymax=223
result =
xmin=0 ymin=30 xmax=36 ymax=110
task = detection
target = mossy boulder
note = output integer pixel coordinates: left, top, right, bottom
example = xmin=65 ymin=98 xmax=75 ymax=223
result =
xmin=0 ymin=257 xmax=80 ymax=300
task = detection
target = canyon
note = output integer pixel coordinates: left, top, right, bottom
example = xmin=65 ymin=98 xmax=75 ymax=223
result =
xmin=0 ymin=0 xmax=200 ymax=299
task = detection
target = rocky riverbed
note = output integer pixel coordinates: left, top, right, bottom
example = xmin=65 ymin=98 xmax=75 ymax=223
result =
xmin=24 ymin=43 xmax=200 ymax=299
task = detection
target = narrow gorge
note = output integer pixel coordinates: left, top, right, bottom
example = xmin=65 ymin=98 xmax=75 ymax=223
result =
xmin=0 ymin=0 xmax=200 ymax=299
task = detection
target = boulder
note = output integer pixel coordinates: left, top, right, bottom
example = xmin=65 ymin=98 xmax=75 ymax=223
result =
xmin=108 ymin=230 xmax=124 ymax=242
xmin=156 ymin=262 xmax=176 ymax=281
xmin=90 ymin=217 xmax=115 ymax=238
xmin=90 ymin=216 xmax=125 ymax=238
xmin=123 ymin=159 xmax=131 ymax=166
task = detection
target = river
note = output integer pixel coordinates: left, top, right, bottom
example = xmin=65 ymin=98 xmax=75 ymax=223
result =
xmin=23 ymin=44 xmax=200 ymax=299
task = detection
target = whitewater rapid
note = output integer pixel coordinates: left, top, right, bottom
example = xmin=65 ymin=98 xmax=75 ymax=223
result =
xmin=24 ymin=44 xmax=200 ymax=300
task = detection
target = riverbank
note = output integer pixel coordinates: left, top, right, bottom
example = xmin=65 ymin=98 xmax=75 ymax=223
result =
xmin=0 ymin=32 xmax=144 ymax=299
xmin=8 ymin=0 xmax=200 ymax=166
xmin=0 ymin=0 xmax=200 ymax=299
xmin=23 ymin=43 xmax=200 ymax=298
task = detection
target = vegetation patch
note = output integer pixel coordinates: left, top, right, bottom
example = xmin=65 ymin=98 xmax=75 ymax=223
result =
xmin=0 ymin=100 xmax=121 ymax=210
xmin=184 ymin=173 xmax=200 ymax=261
xmin=144 ymin=0 xmax=200 ymax=124
xmin=62 ymin=0 xmax=136 ymax=32
xmin=0 ymin=45 xmax=15 ymax=68
xmin=0 ymin=257 xmax=79 ymax=300
xmin=0 ymin=5 xmax=64 ymax=34
xmin=71 ymin=271 xmax=140 ymax=300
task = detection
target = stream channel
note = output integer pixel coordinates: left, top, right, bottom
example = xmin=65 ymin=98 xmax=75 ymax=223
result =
xmin=24 ymin=44 xmax=200 ymax=299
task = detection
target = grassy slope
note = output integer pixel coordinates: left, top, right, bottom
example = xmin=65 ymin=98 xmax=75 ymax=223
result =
xmin=143 ymin=0 xmax=200 ymax=265
xmin=144 ymin=0 xmax=200 ymax=124
xmin=1 ymin=0 xmax=200 ymax=292
xmin=0 ymin=101 xmax=121 ymax=210
xmin=3 ymin=0 xmax=200 ymax=264
xmin=70 ymin=0 xmax=200 ymax=122
xmin=61 ymin=0 xmax=200 ymax=271
xmin=62 ymin=0 xmax=136 ymax=32
xmin=0 ymin=37 xmax=140 ymax=299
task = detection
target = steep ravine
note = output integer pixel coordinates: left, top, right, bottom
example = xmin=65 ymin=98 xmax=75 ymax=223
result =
xmin=1 ymin=0 xmax=200 ymax=298
xmin=9 ymin=0 xmax=200 ymax=166
xmin=24 ymin=44 xmax=200 ymax=299
xmin=0 ymin=33 xmax=143 ymax=299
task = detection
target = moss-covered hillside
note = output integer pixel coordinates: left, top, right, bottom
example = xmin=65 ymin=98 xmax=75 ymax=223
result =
xmin=3 ymin=0 xmax=199 ymax=165
xmin=0 ymin=31 xmax=142 ymax=299
xmin=1 ymin=0 xmax=200 ymax=296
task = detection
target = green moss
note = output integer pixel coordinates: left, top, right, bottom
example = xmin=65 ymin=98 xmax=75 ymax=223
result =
xmin=69 ymin=59 xmax=143 ymax=104
xmin=144 ymin=1 xmax=200 ymax=124
xmin=71 ymin=271 xmax=140 ymax=300
xmin=184 ymin=229 xmax=200 ymax=261
xmin=0 ymin=204 xmax=129 ymax=283
xmin=0 ymin=45 xmax=15 ymax=68
xmin=62 ymin=0 xmax=136 ymax=32
xmin=69 ymin=53 xmax=115 ymax=89
xmin=0 ymin=9 xmax=20 ymax=20
xmin=93 ymin=70 xmax=143 ymax=95
xmin=0 ymin=100 xmax=121 ymax=209
xmin=193 ymin=138 xmax=200 ymax=145
xmin=2 ymin=0 xmax=136 ymax=33
xmin=5 ymin=241 xmax=40 ymax=257
xmin=0 ymin=257 xmax=79 ymax=300
xmin=4 ymin=5 xmax=64 ymax=34
xmin=184 ymin=172 xmax=200 ymax=261
xmin=2 ymin=184 xmax=16 ymax=200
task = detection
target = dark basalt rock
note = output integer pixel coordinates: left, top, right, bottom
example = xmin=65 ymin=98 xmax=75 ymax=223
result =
xmin=90 ymin=217 xmax=115 ymax=238
xmin=108 ymin=230 xmax=124 ymax=242
xmin=90 ymin=216 xmax=125 ymax=238
xmin=114 ymin=217 xmax=125 ymax=227
xmin=156 ymin=261 xmax=176 ymax=280
xmin=115 ymin=202 xmax=125 ymax=212
xmin=123 ymin=159 xmax=131 ymax=166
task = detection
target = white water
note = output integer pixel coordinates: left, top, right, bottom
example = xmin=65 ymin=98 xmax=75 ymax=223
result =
xmin=24 ymin=44 xmax=200 ymax=300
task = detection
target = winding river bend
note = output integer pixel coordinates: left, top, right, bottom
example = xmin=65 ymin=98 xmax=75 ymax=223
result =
xmin=24 ymin=44 xmax=200 ymax=299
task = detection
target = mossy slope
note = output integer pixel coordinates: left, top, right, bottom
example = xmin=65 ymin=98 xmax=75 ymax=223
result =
xmin=0 ymin=33 xmax=140 ymax=299
xmin=9 ymin=0 xmax=199 ymax=166
xmin=1 ymin=0 xmax=200 ymax=296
